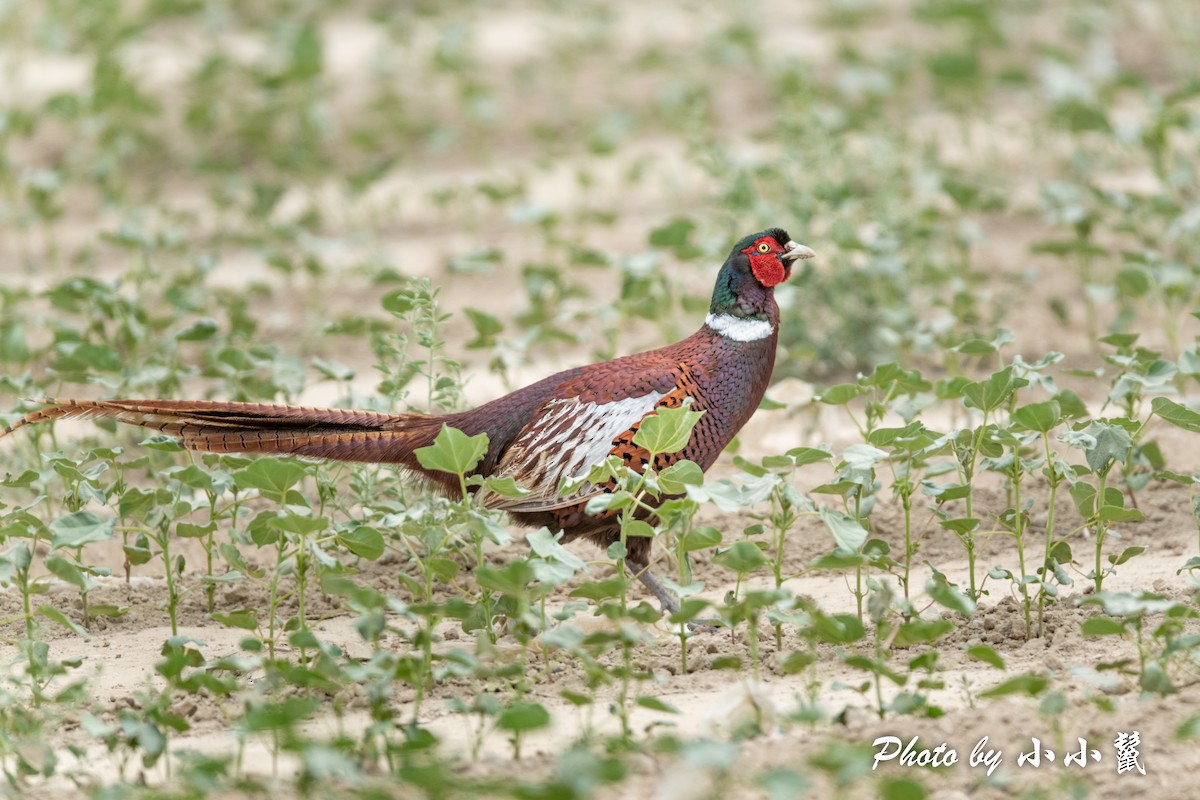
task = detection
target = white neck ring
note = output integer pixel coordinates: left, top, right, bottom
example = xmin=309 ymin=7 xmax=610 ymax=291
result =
xmin=704 ymin=313 xmax=773 ymax=342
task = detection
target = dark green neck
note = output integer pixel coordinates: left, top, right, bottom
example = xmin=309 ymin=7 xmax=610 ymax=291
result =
xmin=708 ymin=259 xmax=774 ymax=320
xmin=709 ymin=261 xmax=741 ymax=315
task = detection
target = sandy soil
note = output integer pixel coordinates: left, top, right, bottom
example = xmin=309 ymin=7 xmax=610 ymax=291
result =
xmin=7 ymin=398 xmax=1199 ymax=798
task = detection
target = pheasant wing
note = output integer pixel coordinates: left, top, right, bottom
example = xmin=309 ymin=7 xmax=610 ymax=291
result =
xmin=481 ymin=361 xmax=702 ymax=513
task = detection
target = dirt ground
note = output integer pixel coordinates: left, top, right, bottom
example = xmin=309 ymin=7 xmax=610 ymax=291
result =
xmin=8 ymin=397 xmax=1200 ymax=799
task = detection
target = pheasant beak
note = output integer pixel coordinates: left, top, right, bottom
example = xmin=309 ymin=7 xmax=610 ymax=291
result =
xmin=781 ymin=241 xmax=816 ymax=262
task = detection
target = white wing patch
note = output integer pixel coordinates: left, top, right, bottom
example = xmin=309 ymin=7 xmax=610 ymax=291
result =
xmin=704 ymin=313 xmax=773 ymax=342
xmin=481 ymin=393 xmax=663 ymax=512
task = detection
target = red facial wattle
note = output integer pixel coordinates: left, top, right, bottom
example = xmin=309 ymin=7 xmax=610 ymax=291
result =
xmin=749 ymin=250 xmax=787 ymax=287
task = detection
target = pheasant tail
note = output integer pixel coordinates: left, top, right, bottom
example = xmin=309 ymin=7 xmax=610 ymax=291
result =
xmin=1 ymin=399 xmax=446 ymax=470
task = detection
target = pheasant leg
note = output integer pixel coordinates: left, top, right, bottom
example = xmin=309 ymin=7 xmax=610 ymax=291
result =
xmin=630 ymin=561 xmax=718 ymax=633
xmin=630 ymin=563 xmax=679 ymax=614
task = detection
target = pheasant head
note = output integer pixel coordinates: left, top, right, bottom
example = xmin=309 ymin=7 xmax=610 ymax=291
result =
xmin=706 ymin=227 xmax=815 ymax=341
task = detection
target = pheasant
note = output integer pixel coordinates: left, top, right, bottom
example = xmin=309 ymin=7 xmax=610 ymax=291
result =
xmin=1 ymin=228 xmax=814 ymax=610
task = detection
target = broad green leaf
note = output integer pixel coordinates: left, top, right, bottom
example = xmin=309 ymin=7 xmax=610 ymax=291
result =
xmin=978 ymin=673 xmax=1048 ymax=698
xmin=320 ymin=575 xmax=384 ymax=608
xmin=269 ymin=511 xmax=327 ymax=535
xmin=926 ymin=575 xmax=975 ymax=615
xmin=776 ymin=651 xmax=817 ymax=675
xmin=212 ymin=610 xmax=258 ymax=631
xmin=649 ymin=216 xmax=697 ymax=249
xmin=1068 ymin=421 xmax=1132 ymax=474
xmin=807 ymin=551 xmax=869 ymax=570
xmin=429 ymin=557 xmax=460 ymax=582
xmin=482 ymin=475 xmax=530 ymax=498
xmin=1152 ymin=397 xmax=1200 ymax=433
xmin=922 ymin=482 xmax=971 ymax=501
xmin=242 ymin=698 xmax=320 ymax=731
xmin=44 ymin=555 xmax=91 ymax=591
xmin=1139 ymin=663 xmax=1175 ymax=695
xmin=124 ymin=533 xmax=153 ymax=566
xmin=810 ymin=611 xmax=866 ymax=644
xmin=668 ymin=597 xmax=712 ymax=624
xmin=162 ymin=464 xmax=215 ymax=491
xmin=1054 ymin=390 xmax=1090 ymax=419
xmin=881 ymin=777 xmax=927 ymax=800
xmin=175 ymin=318 xmax=218 ymax=341
xmin=496 ymin=701 xmax=551 ymax=732
xmin=635 ymin=696 xmax=679 ymax=713
xmin=966 ymin=644 xmax=1005 ymax=669
xmin=841 ymin=443 xmax=888 ymax=469
xmin=686 ymin=480 xmax=747 ymax=512
xmin=680 ymin=526 xmax=722 ymax=553
xmin=338 ymin=526 xmax=385 ymax=560
xmin=1 ymin=470 xmax=39 ymax=488
xmin=176 ymin=522 xmax=215 ymax=539
xmin=954 ymin=338 xmax=1000 ymax=356
xmin=585 ymin=490 xmax=633 ymax=515
xmin=233 ymin=458 xmax=309 ymax=504
xmin=526 ymin=528 xmax=588 ymax=570
xmin=1080 ymin=618 xmax=1127 ymax=635
xmin=139 ymin=434 xmax=184 ymax=452
xmin=1011 ymin=400 xmax=1062 ymax=433
xmin=623 ymin=520 xmax=656 ymax=538
xmin=49 ymin=510 xmax=115 ymax=550
xmin=1098 ymin=507 xmax=1144 ymax=524
xmin=633 ymin=404 xmax=703 ymax=456
xmin=86 ymin=604 xmax=126 ymax=620
xmin=756 ymin=768 xmax=810 ymax=800
xmin=415 ymin=426 xmax=488 ymax=476
xmin=1177 ymin=716 xmax=1200 ymax=740
xmin=464 ymin=308 xmax=503 ymax=349
xmin=37 ymin=605 xmax=87 ymax=637
xmin=658 ymin=459 xmax=704 ymax=493
xmin=1107 ymin=545 xmax=1145 ymax=565
xmin=868 ymin=422 xmax=938 ymax=451
xmin=784 ymin=446 xmax=834 ymax=467
xmin=710 ymin=654 xmax=743 ymax=670
xmin=892 ymin=619 xmax=953 ymax=646
xmin=713 ymin=540 xmax=768 ymax=573
xmin=1080 ymin=591 xmax=1181 ymax=617
xmin=569 ymin=577 xmax=626 ymax=600
xmin=963 ymin=366 xmax=1019 ymax=412
xmin=1069 ymin=482 xmax=1097 ymax=518
xmin=119 ymin=487 xmax=163 ymax=522
xmin=819 ymin=508 xmax=868 ymax=551
xmin=818 ymin=383 xmax=864 ymax=405
xmin=476 ymin=561 xmax=534 ymax=596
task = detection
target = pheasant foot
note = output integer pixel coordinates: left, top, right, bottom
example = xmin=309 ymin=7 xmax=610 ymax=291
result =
xmin=630 ymin=562 xmax=718 ymax=633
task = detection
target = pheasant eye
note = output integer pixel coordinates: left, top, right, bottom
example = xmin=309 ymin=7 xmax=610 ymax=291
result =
xmin=757 ymin=242 xmax=771 ymax=253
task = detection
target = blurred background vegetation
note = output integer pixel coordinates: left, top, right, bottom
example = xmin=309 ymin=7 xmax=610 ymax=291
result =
xmin=1 ymin=0 xmax=1198 ymax=408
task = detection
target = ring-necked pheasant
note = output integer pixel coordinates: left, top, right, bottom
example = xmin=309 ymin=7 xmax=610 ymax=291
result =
xmin=1 ymin=228 xmax=814 ymax=610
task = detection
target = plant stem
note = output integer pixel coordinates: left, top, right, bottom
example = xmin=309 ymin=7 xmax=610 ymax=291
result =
xmin=267 ymin=537 xmax=285 ymax=659
xmin=853 ymin=492 xmax=864 ymax=622
xmin=1094 ymin=469 xmax=1109 ymax=592
xmin=902 ymin=486 xmax=913 ymax=603
xmin=1038 ymin=434 xmax=1059 ymax=637
xmin=160 ymin=521 xmax=179 ymax=638
xmin=205 ymin=493 xmax=217 ymax=613
xmin=962 ymin=410 xmax=989 ymax=600
xmin=1012 ymin=453 xmax=1030 ymax=639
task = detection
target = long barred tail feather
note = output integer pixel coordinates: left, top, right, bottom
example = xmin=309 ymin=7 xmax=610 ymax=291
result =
xmin=1 ymin=398 xmax=447 ymax=468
